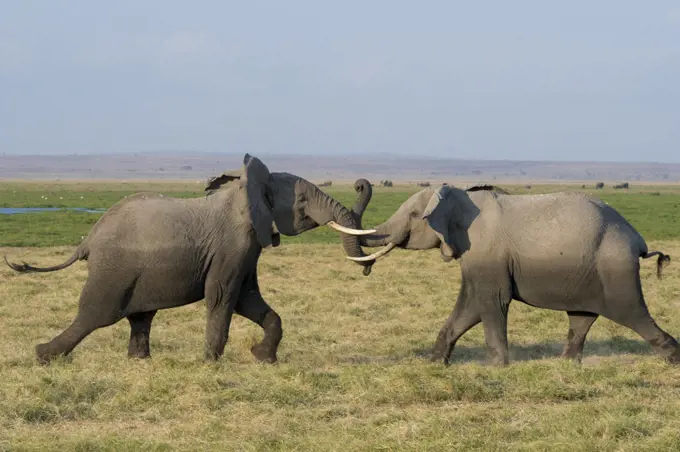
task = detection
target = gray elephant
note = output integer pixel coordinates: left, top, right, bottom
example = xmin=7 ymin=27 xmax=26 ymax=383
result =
xmin=349 ymin=181 xmax=675 ymax=365
xmin=350 ymin=180 xmax=612 ymax=360
xmin=4 ymin=154 xmax=375 ymax=365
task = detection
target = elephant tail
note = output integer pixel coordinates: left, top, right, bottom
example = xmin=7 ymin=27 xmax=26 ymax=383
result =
xmin=4 ymin=246 xmax=88 ymax=273
xmin=641 ymin=251 xmax=671 ymax=280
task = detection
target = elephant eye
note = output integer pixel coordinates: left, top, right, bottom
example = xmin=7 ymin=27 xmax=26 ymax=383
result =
xmin=410 ymin=211 xmax=418 ymax=218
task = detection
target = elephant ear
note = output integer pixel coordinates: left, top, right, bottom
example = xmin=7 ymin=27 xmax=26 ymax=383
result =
xmin=422 ymin=185 xmax=472 ymax=262
xmin=204 ymin=169 xmax=244 ymax=195
xmin=241 ymin=154 xmax=275 ymax=249
xmin=465 ymin=184 xmax=510 ymax=195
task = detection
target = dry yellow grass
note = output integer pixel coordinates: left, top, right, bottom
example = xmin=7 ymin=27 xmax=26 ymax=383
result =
xmin=2 ymin=243 xmax=680 ymax=451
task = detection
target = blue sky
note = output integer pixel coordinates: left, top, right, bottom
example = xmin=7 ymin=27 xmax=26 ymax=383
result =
xmin=1 ymin=1 xmax=679 ymax=161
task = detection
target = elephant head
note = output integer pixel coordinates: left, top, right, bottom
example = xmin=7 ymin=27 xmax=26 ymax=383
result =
xmin=349 ymin=182 xmax=490 ymax=263
xmin=205 ymin=154 xmax=376 ymax=267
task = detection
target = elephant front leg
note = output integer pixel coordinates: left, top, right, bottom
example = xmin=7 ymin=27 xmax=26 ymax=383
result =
xmin=236 ymin=281 xmax=282 ymax=364
xmin=126 ymin=311 xmax=157 ymax=359
xmin=431 ymin=304 xmax=481 ymax=365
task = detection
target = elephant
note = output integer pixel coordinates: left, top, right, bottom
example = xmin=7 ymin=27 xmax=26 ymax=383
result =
xmin=4 ymin=154 xmax=376 ymax=365
xmin=348 ymin=181 xmax=675 ymax=365
xmin=350 ymin=180 xmax=616 ymax=360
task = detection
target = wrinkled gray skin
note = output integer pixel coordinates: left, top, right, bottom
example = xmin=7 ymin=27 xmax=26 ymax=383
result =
xmin=4 ymin=154 xmax=374 ymax=365
xmin=351 ymin=180 xmax=600 ymax=359
xmin=353 ymin=180 xmax=676 ymax=365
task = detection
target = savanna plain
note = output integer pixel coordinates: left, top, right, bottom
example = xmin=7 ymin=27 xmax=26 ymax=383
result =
xmin=2 ymin=180 xmax=680 ymax=451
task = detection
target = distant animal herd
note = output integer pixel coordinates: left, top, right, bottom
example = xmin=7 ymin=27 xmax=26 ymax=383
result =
xmin=3 ymin=154 xmax=677 ymax=367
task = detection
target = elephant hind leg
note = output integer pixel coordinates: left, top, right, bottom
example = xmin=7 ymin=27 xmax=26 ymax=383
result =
xmin=236 ymin=288 xmax=282 ymax=364
xmin=601 ymin=274 xmax=680 ymax=363
xmin=606 ymin=304 xmax=680 ymax=363
xmin=561 ymin=311 xmax=598 ymax=361
xmin=36 ymin=275 xmax=135 ymax=364
xmin=36 ymin=318 xmax=99 ymax=365
xmin=127 ymin=311 xmax=157 ymax=359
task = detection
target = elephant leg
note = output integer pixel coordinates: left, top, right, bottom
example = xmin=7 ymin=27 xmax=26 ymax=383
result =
xmin=127 ymin=311 xmax=157 ymax=359
xmin=431 ymin=301 xmax=481 ymax=364
xmin=475 ymin=274 xmax=513 ymax=366
xmin=236 ymin=291 xmax=282 ymax=364
xmin=481 ymin=306 xmax=511 ymax=366
xmin=204 ymin=277 xmax=241 ymax=361
xmin=235 ymin=272 xmax=282 ymax=363
xmin=431 ymin=278 xmax=483 ymax=364
xmin=35 ymin=277 xmax=127 ymax=364
xmin=561 ymin=311 xmax=598 ymax=361
xmin=605 ymin=304 xmax=680 ymax=363
xmin=596 ymin=265 xmax=680 ymax=363
xmin=35 ymin=317 xmax=100 ymax=365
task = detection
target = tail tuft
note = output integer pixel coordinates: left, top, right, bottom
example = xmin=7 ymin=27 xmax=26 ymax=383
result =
xmin=657 ymin=253 xmax=671 ymax=280
xmin=3 ymin=256 xmax=33 ymax=273
xmin=641 ymin=251 xmax=671 ymax=279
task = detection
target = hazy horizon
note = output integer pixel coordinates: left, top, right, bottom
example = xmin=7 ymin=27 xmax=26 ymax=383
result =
xmin=2 ymin=2 xmax=679 ymax=162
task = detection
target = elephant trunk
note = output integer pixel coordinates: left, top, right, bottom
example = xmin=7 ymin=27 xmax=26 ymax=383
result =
xmin=308 ymin=187 xmax=376 ymax=274
xmin=335 ymin=206 xmax=376 ymax=274
xmin=349 ymin=179 xmax=393 ymax=248
xmin=351 ymin=179 xmax=373 ymax=229
xmin=358 ymin=223 xmax=392 ymax=247
xmin=347 ymin=178 xmax=403 ymax=263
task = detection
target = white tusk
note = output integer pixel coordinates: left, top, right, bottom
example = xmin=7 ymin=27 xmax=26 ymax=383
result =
xmin=326 ymin=221 xmax=376 ymax=235
xmin=346 ymin=242 xmax=397 ymax=262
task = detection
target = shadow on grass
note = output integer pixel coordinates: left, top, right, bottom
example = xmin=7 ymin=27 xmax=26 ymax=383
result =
xmin=340 ymin=336 xmax=654 ymax=364
xmin=444 ymin=336 xmax=654 ymax=363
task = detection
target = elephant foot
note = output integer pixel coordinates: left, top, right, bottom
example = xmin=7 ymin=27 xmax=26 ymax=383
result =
xmin=251 ymin=342 xmax=277 ymax=364
xmin=430 ymin=334 xmax=452 ymax=364
xmin=127 ymin=339 xmax=151 ymax=359
xmin=204 ymin=348 xmax=224 ymax=361
xmin=560 ymin=346 xmax=584 ymax=362
xmin=664 ymin=348 xmax=680 ymax=365
xmin=560 ymin=353 xmax=583 ymax=364
xmin=35 ymin=343 xmax=61 ymax=365
xmin=487 ymin=351 xmax=509 ymax=367
xmin=430 ymin=350 xmax=452 ymax=366
xmin=127 ymin=349 xmax=151 ymax=359
xmin=251 ymin=311 xmax=281 ymax=364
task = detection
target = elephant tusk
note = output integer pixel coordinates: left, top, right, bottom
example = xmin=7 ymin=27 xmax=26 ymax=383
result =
xmin=326 ymin=221 xmax=376 ymax=236
xmin=346 ymin=242 xmax=396 ymax=262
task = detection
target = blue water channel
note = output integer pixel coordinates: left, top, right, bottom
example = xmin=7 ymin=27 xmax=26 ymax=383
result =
xmin=0 ymin=207 xmax=105 ymax=215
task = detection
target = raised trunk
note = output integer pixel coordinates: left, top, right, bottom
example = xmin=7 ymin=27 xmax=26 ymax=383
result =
xmin=349 ymin=180 xmax=398 ymax=248
xmin=351 ymin=179 xmax=372 ymax=229
xmin=308 ymin=185 xmax=376 ymax=272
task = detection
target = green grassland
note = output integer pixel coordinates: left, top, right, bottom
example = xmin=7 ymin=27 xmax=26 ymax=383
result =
xmin=2 ymin=180 xmax=680 ymax=247
xmin=2 ymin=180 xmax=680 ymax=450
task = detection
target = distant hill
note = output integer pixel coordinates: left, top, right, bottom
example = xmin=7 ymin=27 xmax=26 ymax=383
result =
xmin=1 ymin=152 xmax=680 ymax=184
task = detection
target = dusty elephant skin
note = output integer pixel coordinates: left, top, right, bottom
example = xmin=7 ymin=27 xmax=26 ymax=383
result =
xmin=3 ymin=154 xmax=375 ymax=365
xmin=350 ymin=180 xmax=675 ymax=365
xmin=350 ymin=181 xmax=636 ymax=360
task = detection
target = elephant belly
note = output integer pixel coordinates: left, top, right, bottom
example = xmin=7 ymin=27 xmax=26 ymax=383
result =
xmin=126 ymin=260 xmax=206 ymax=312
xmin=511 ymin=260 xmax=605 ymax=312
